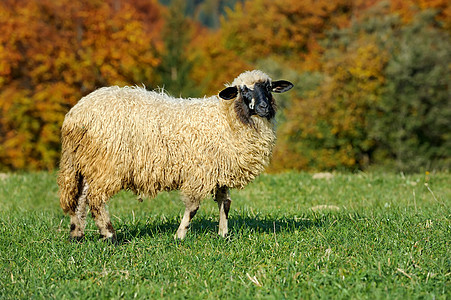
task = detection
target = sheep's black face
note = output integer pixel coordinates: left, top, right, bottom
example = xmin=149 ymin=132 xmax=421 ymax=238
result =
xmin=240 ymin=81 xmax=275 ymax=119
xmin=219 ymin=79 xmax=294 ymax=125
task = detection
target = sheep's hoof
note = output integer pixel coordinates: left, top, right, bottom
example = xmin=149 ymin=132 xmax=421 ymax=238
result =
xmin=101 ymin=234 xmax=118 ymax=245
xmin=218 ymin=227 xmax=228 ymax=238
xmin=218 ymin=231 xmax=229 ymax=239
xmin=174 ymin=230 xmax=187 ymax=240
xmin=69 ymin=235 xmax=84 ymax=243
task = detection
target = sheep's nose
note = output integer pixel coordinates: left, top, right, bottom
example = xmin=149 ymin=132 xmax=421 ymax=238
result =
xmin=259 ymin=101 xmax=268 ymax=108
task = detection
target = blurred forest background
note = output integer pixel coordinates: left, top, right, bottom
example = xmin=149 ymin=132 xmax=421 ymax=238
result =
xmin=0 ymin=0 xmax=450 ymax=172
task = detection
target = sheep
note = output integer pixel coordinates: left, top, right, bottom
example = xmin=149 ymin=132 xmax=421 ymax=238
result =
xmin=58 ymin=70 xmax=293 ymax=241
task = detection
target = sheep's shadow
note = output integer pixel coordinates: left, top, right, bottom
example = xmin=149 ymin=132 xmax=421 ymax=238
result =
xmin=115 ymin=214 xmax=326 ymax=243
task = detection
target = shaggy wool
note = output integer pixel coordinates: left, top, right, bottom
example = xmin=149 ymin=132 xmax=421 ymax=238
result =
xmin=58 ymin=70 xmax=277 ymax=212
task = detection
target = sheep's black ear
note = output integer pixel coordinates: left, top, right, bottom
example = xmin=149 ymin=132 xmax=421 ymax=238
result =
xmin=271 ymin=80 xmax=294 ymax=93
xmin=219 ymin=86 xmax=238 ymax=100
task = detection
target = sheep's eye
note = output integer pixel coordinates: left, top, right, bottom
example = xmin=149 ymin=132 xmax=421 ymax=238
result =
xmin=266 ymin=82 xmax=271 ymax=92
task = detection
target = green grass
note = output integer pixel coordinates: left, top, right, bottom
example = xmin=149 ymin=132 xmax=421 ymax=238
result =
xmin=0 ymin=171 xmax=449 ymax=299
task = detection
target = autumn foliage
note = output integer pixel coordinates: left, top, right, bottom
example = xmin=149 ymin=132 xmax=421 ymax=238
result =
xmin=0 ymin=0 xmax=163 ymax=170
xmin=0 ymin=0 xmax=449 ymax=172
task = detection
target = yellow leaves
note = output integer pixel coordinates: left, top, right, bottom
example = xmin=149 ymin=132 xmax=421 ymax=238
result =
xmin=271 ymin=35 xmax=389 ymax=171
xmin=219 ymin=0 xmax=359 ymax=71
xmin=349 ymin=44 xmax=387 ymax=84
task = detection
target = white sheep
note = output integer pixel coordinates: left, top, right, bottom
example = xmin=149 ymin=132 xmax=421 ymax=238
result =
xmin=58 ymin=70 xmax=293 ymax=241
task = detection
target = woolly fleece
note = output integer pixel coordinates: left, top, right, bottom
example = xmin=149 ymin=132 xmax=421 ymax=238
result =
xmin=58 ymin=70 xmax=277 ymax=212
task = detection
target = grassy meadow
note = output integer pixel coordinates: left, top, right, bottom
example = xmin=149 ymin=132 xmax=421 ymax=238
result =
xmin=0 ymin=171 xmax=449 ymax=299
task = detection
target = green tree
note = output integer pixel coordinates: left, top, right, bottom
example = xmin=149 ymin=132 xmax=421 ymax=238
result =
xmin=275 ymin=4 xmax=450 ymax=172
xmin=158 ymin=0 xmax=199 ymax=96
xmin=372 ymin=11 xmax=451 ymax=170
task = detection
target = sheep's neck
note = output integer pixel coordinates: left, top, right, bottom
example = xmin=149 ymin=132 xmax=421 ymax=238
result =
xmin=224 ymin=100 xmax=277 ymax=169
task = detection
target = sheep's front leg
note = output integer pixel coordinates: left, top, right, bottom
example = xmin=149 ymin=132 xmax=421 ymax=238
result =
xmin=90 ymin=199 xmax=116 ymax=242
xmin=175 ymin=198 xmax=199 ymax=240
xmin=215 ymin=187 xmax=232 ymax=237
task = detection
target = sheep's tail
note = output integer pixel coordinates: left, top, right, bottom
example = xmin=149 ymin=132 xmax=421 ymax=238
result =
xmin=57 ymin=151 xmax=81 ymax=214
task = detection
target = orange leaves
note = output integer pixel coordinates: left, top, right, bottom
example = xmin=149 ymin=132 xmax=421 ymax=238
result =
xmin=389 ymin=0 xmax=450 ymax=30
xmin=189 ymin=29 xmax=252 ymax=95
xmin=0 ymin=0 xmax=164 ymax=170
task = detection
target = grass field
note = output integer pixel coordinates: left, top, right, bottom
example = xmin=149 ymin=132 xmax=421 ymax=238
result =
xmin=0 ymin=171 xmax=449 ymax=299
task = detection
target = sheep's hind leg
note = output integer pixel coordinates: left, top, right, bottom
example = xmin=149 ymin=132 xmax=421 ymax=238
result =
xmin=215 ymin=187 xmax=232 ymax=237
xmin=89 ymin=197 xmax=116 ymax=243
xmin=175 ymin=197 xmax=199 ymax=240
xmin=69 ymin=179 xmax=89 ymax=241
